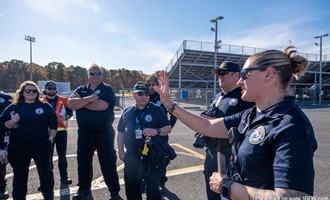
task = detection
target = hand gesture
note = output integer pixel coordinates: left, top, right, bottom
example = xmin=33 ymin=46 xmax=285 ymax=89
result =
xmin=153 ymin=71 xmax=171 ymax=108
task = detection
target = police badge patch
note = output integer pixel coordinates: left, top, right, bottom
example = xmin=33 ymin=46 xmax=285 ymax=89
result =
xmin=249 ymin=126 xmax=265 ymax=144
xmin=144 ymin=114 xmax=152 ymax=122
xmin=229 ymin=98 xmax=238 ymax=106
xmin=35 ymin=108 xmax=44 ymax=115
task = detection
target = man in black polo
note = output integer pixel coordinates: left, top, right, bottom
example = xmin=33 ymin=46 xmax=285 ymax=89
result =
xmin=197 ymin=61 xmax=254 ymax=200
xmin=68 ymin=63 xmax=122 ymax=200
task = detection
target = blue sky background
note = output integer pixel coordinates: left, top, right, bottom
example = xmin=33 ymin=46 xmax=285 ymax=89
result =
xmin=1 ymin=0 xmax=329 ymax=74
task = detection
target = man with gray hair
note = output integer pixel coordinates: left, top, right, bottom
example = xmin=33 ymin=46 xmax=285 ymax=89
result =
xmin=69 ymin=63 xmax=122 ymax=200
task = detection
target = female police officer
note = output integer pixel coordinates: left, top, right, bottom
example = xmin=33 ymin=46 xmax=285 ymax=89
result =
xmin=0 ymin=81 xmax=57 ymax=200
xmin=154 ymin=45 xmax=317 ymax=199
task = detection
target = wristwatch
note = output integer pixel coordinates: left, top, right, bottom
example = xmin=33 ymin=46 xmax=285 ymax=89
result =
xmin=167 ymin=101 xmax=177 ymax=113
xmin=222 ymin=179 xmax=234 ymax=199
xmin=157 ymin=128 xmax=161 ymax=135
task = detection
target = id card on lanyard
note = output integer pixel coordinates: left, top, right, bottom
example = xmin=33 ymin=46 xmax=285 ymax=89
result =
xmin=135 ymin=110 xmax=145 ymax=139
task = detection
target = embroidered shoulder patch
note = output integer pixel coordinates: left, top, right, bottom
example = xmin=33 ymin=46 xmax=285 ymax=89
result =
xmin=35 ymin=108 xmax=44 ymax=115
xmin=144 ymin=114 xmax=152 ymax=122
xmin=229 ymin=98 xmax=238 ymax=106
xmin=249 ymin=126 xmax=265 ymax=144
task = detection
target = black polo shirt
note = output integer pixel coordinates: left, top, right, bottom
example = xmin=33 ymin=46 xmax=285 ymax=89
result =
xmin=72 ymin=83 xmax=115 ymax=132
xmin=117 ymin=102 xmax=170 ymax=153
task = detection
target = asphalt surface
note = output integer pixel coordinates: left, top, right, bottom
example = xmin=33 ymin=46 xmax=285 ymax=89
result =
xmin=4 ymin=103 xmax=330 ymax=200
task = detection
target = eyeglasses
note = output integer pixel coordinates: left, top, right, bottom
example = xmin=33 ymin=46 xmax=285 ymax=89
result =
xmin=136 ymin=92 xmax=150 ymax=97
xmin=24 ymin=89 xmax=38 ymax=93
xmin=89 ymin=71 xmax=102 ymax=76
xmin=240 ymin=66 xmax=268 ymax=80
xmin=47 ymin=87 xmax=57 ymax=91
xmin=217 ymin=70 xmax=229 ymax=77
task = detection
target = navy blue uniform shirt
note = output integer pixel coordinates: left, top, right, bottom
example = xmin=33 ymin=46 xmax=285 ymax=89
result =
xmin=0 ymin=101 xmax=58 ymax=140
xmin=117 ymin=102 xmax=170 ymax=153
xmin=72 ymin=83 xmax=115 ymax=132
xmin=224 ymin=96 xmax=317 ymax=195
xmin=202 ymin=87 xmax=254 ymax=150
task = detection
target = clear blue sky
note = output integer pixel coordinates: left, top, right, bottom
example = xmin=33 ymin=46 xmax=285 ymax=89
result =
xmin=1 ymin=0 xmax=329 ymax=74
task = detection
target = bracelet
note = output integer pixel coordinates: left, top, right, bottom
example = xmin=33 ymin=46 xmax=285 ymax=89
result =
xmin=166 ymin=101 xmax=177 ymax=113
xmin=218 ymin=177 xmax=229 ymax=194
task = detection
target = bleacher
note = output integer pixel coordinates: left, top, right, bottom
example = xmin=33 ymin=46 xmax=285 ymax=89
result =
xmin=165 ymin=40 xmax=330 ymax=103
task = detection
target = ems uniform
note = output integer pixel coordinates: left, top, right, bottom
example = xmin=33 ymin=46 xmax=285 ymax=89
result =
xmin=202 ymin=87 xmax=254 ymax=200
xmin=224 ymin=96 xmax=317 ymax=195
xmin=118 ymin=102 xmax=170 ymax=200
xmin=0 ymin=93 xmax=12 ymax=197
xmin=43 ymin=95 xmax=73 ymax=180
xmin=0 ymin=101 xmax=57 ymax=199
xmin=72 ymin=83 xmax=120 ymax=194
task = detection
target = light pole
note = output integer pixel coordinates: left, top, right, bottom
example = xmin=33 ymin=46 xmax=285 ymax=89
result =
xmin=210 ymin=16 xmax=223 ymax=96
xmin=24 ymin=35 xmax=36 ymax=81
xmin=314 ymin=34 xmax=328 ymax=104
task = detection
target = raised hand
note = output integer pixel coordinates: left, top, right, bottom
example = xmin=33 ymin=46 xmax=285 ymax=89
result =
xmin=153 ymin=71 xmax=171 ymax=108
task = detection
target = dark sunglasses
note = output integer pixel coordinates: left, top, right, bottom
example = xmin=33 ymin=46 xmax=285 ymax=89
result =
xmin=217 ymin=70 xmax=229 ymax=76
xmin=240 ymin=66 xmax=268 ymax=80
xmin=89 ymin=71 xmax=102 ymax=76
xmin=136 ymin=91 xmax=150 ymax=97
xmin=47 ymin=87 xmax=57 ymax=91
xmin=24 ymin=89 xmax=38 ymax=93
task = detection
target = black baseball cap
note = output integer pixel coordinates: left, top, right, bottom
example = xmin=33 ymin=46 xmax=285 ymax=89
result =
xmin=44 ymin=80 xmax=57 ymax=89
xmin=133 ymin=81 xmax=150 ymax=93
xmin=211 ymin=61 xmax=240 ymax=74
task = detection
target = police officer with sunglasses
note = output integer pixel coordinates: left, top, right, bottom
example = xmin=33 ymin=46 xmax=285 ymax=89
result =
xmin=68 ymin=64 xmax=122 ymax=200
xmin=42 ymin=81 xmax=73 ymax=185
xmin=155 ymin=45 xmax=317 ymax=199
xmin=0 ymin=81 xmax=57 ymax=200
xmin=117 ymin=81 xmax=172 ymax=200
xmin=197 ymin=61 xmax=254 ymax=200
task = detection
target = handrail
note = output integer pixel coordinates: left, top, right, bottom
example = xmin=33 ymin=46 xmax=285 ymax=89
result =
xmin=165 ymin=40 xmax=329 ymax=72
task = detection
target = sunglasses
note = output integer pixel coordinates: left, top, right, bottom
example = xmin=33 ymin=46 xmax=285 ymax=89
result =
xmin=24 ymin=89 xmax=38 ymax=93
xmin=136 ymin=91 xmax=150 ymax=97
xmin=89 ymin=71 xmax=102 ymax=76
xmin=240 ymin=66 xmax=268 ymax=80
xmin=47 ymin=87 xmax=57 ymax=91
xmin=217 ymin=71 xmax=229 ymax=76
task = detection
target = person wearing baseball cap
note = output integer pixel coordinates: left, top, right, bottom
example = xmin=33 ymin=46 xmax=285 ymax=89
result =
xmin=197 ymin=61 xmax=254 ymax=200
xmin=117 ymin=80 xmax=172 ymax=200
xmin=42 ymin=80 xmax=73 ymax=186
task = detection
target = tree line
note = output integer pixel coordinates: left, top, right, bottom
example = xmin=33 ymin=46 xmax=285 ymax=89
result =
xmin=0 ymin=59 xmax=158 ymax=93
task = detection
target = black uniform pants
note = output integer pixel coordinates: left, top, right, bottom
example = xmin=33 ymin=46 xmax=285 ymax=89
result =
xmin=76 ymin=128 xmax=120 ymax=194
xmin=203 ymin=146 xmax=231 ymax=200
xmin=8 ymin=138 xmax=54 ymax=200
xmin=53 ymin=130 xmax=69 ymax=179
xmin=0 ymin=163 xmax=6 ymax=192
xmin=124 ymin=153 xmax=161 ymax=200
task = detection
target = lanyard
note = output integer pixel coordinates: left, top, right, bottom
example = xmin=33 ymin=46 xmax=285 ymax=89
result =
xmin=135 ymin=110 xmax=145 ymax=130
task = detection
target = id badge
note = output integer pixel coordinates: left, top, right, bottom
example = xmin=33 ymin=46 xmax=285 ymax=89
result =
xmin=135 ymin=129 xmax=143 ymax=139
xmin=4 ymin=136 xmax=9 ymax=143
